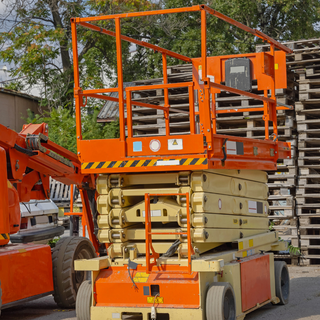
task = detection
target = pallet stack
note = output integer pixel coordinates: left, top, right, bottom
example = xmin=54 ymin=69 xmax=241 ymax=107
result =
xmin=286 ymin=39 xmax=320 ymax=266
xmin=129 ymin=65 xmax=192 ymax=136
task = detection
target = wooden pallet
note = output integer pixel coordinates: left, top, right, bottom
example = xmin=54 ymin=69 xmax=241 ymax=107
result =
xmin=274 ymin=254 xmax=300 ymax=266
xmin=268 ymin=194 xmax=295 ymax=219
xmin=296 ymin=64 xmax=320 ymax=80
xmin=300 ymin=235 xmax=320 ymax=247
xmin=267 ymin=165 xmax=297 ymax=184
xmin=50 ymin=178 xmax=81 ymax=207
xmin=299 ymin=204 xmax=320 ymax=259
xmin=299 ymin=222 xmax=320 ymax=265
xmin=273 ymin=219 xmax=298 ymax=236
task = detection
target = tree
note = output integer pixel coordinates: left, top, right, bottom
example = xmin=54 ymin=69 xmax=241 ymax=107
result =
xmin=155 ymin=0 xmax=320 ymax=57
xmin=2 ymin=0 xmax=320 ymax=150
xmin=0 ymin=0 xmax=155 ymax=110
xmin=26 ymin=107 xmax=119 ymax=153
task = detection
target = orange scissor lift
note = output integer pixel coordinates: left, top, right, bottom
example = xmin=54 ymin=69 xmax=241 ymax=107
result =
xmin=72 ymin=5 xmax=292 ymax=320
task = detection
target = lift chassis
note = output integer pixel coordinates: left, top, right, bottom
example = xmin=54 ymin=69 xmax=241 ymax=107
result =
xmin=71 ymin=4 xmax=292 ymax=320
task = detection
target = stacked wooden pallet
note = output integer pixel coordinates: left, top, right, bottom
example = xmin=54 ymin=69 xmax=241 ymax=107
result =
xmin=130 ymin=65 xmax=192 ymax=136
xmin=258 ymin=38 xmax=320 ymax=265
xmin=286 ymin=39 xmax=320 ymax=266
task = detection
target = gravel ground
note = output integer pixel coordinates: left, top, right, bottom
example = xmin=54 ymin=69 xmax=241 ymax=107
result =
xmin=1 ymin=265 xmax=320 ymax=320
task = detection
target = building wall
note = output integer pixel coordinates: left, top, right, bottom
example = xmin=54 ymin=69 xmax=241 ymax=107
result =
xmin=0 ymin=90 xmax=40 ymax=132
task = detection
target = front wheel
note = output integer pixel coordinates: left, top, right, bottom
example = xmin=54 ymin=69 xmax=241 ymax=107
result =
xmin=274 ymin=261 xmax=290 ymax=305
xmin=206 ymin=282 xmax=236 ymax=320
xmin=76 ymin=280 xmax=91 ymax=320
xmin=52 ymin=237 xmax=96 ymax=308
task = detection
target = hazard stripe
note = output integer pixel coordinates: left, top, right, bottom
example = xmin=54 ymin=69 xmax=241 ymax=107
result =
xmin=0 ymin=233 xmax=9 ymax=240
xmin=96 ymin=162 xmax=105 ymax=169
xmin=81 ymin=158 xmax=208 ymax=169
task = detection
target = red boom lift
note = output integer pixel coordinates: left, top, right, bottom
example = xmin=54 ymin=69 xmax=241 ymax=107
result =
xmin=0 ymin=123 xmax=98 ymax=312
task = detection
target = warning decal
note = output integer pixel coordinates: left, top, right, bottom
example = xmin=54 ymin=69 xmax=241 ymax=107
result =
xmin=168 ymin=138 xmax=183 ymax=150
xmin=248 ymin=201 xmax=264 ymax=214
xmin=147 ymin=297 xmax=164 ymax=304
xmin=133 ymin=272 xmax=150 ymax=283
xmin=226 ymin=141 xmax=244 ymax=155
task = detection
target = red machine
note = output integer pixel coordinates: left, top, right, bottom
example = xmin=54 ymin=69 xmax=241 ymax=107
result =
xmin=0 ymin=123 xmax=97 ymax=312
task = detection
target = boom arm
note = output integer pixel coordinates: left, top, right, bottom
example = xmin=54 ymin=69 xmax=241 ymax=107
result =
xmin=0 ymin=122 xmax=99 ymax=250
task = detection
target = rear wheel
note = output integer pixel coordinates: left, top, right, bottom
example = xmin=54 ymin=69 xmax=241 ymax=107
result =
xmin=52 ymin=237 xmax=96 ymax=308
xmin=206 ymin=282 xmax=236 ymax=320
xmin=274 ymin=261 xmax=290 ymax=305
xmin=76 ymin=280 xmax=91 ymax=320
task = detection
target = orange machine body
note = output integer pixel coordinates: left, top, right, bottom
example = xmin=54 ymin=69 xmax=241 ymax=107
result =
xmin=0 ymin=243 xmax=53 ymax=306
xmin=8 ymin=181 xmax=20 ymax=235
xmin=0 ymin=122 xmax=99 ymax=308
xmin=94 ymin=254 xmax=273 ymax=312
xmin=94 ymin=266 xmax=199 ymax=309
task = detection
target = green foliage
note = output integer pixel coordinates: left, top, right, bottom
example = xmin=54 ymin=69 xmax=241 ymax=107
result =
xmin=48 ymin=236 xmax=60 ymax=248
xmin=4 ymin=81 xmax=24 ymax=92
xmin=288 ymin=244 xmax=301 ymax=256
xmin=277 ymin=237 xmax=301 ymax=257
xmin=2 ymin=0 xmax=320 ymax=149
xmin=26 ymin=107 xmax=120 ymax=153
xmin=269 ymin=220 xmax=275 ymax=231
xmin=155 ymin=0 xmax=320 ymax=60
xmin=0 ymin=0 xmax=156 ymax=109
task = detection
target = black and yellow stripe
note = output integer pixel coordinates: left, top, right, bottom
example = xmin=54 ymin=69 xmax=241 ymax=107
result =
xmin=0 ymin=233 xmax=9 ymax=240
xmin=81 ymin=158 xmax=208 ymax=170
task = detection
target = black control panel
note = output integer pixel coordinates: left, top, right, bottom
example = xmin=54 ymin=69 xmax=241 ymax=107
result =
xmin=225 ymin=58 xmax=252 ymax=92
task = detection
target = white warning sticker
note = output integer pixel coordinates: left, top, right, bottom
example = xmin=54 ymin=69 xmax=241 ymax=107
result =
xmin=226 ymin=140 xmax=244 ymax=155
xmin=142 ymin=210 xmax=161 ymax=217
xmin=208 ymin=75 xmax=215 ymax=83
xmin=226 ymin=141 xmax=237 ymax=155
xmin=248 ymin=201 xmax=257 ymax=213
xmin=168 ymin=138 xmax=183 ymax=150
xmin=156 ymin=160 xmax=180 ymax=166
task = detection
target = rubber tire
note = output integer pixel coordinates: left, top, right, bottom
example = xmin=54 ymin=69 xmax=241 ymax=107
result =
xmin=76 ymin=280 xmax=91 ymax=320
xmin=52 ymin=237 xmax=96 ymax=308
xmin=206 ymin=282 xmax=236 ymax=320
xmin=274 ymin=261 xmax=290 ymax=305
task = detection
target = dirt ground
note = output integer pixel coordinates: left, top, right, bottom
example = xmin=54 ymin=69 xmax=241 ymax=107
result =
xmin=1 ymin=266 xmax=320 ymax=320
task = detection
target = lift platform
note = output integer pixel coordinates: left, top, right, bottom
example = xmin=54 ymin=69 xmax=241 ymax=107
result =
xmin=71 ymin=4 xmax=292 ymax=320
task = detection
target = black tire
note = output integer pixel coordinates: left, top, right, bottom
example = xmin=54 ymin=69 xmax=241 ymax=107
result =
xmin=76 ymin=280 xmax=91 ymax=320
xmin=274 ymin=261 xmax=290 ymax=305
xmin=206 ymin=282 xmax=236 ymax=320
xmin=52 ymin=237 xmax=96 ymax=308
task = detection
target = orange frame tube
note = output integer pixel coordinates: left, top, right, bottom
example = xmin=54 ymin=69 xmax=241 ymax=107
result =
xmin=71 ymin=5 xmax=291 ymax=144
xmin=145 ymin=192 xmax=193 ymax=275
xmin=70 ymin=4 xmax=292 ymax=173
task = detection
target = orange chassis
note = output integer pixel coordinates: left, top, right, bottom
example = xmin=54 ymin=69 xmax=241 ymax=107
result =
xmin=70 ymin=4 xmax=292 ymax=320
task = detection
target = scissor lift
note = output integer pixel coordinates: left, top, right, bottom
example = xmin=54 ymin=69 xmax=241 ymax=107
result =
xmin=72 ymin=5 xmax=292 ymax=320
